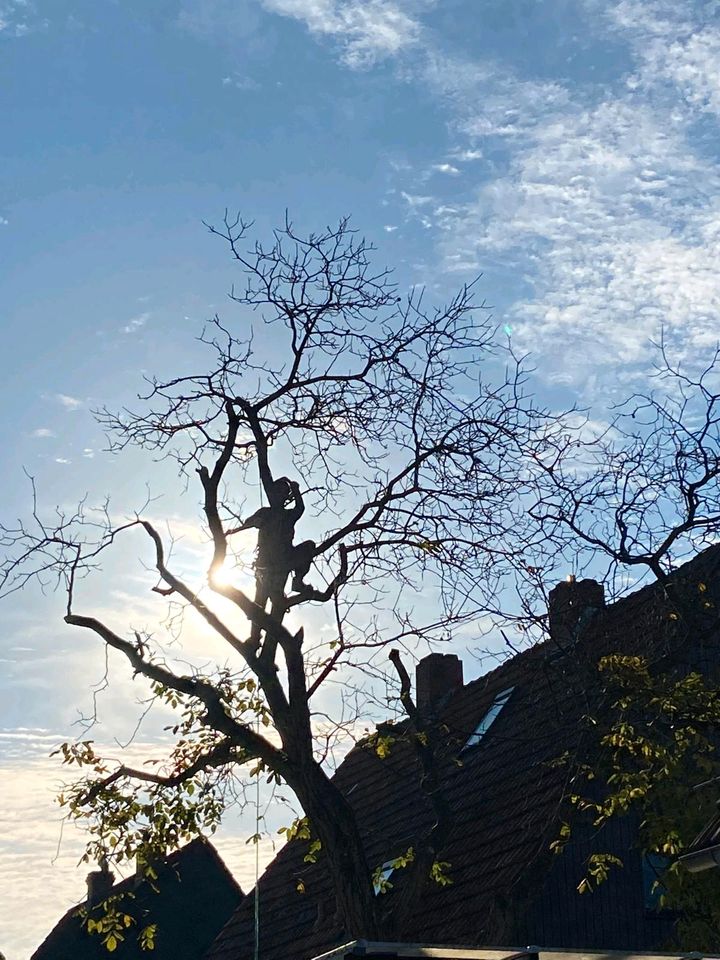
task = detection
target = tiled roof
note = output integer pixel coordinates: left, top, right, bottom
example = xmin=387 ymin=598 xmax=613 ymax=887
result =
xmin=31 ymin=838 xmax=243 ymax=960
xmin=207 ymin=547 xmax=720 ymax=960
xmin=678 ymin=805 xmax=720 ymax=873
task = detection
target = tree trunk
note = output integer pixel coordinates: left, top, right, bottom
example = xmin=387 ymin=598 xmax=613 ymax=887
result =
xmin=287 ymin=758 xmax=381 ymax=940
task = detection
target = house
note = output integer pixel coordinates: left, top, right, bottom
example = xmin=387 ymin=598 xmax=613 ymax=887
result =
xmin=31 ymin=837 xmax=242 ymax=960
xmin=206 ymin=545 xmax=720 ymax=960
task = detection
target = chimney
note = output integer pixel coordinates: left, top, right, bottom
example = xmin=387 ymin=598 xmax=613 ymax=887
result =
xmin=548 ymin=576 xmax=605 ymax=646
xmin=86 ymin=863 xmax=115 ymax=906
xmin=416 ymin=653 xmax=463 ymax=710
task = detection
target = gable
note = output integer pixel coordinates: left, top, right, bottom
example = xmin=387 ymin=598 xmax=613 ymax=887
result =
xmin=31 ymin=839 xmax=242 ymax=960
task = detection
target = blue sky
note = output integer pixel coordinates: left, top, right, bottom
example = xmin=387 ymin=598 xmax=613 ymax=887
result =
xmin=2 ymin=1 xmax=720 ymax=956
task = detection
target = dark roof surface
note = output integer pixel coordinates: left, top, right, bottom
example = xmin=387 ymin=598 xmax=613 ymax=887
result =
xmin=678 ymin=804 xmax=720 ymax=872
xmin=208 ymin=547 xmax=720 ymax=960
xmin=31 ymin=838 xmax=242 ymax=960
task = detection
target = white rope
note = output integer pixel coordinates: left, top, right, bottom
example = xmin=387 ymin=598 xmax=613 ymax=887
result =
xmin=254 ymin=749 xmax=260 ymax=960
xmin=254 ymin=478 xmax=265 ymax=960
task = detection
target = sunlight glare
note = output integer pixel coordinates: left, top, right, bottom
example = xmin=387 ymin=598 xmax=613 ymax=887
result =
xmin=209 ymin=560 xmax=236 ymax=588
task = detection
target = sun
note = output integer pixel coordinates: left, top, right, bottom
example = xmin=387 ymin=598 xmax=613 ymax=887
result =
xmin=209 ymin=560 xmax=235 ymax=588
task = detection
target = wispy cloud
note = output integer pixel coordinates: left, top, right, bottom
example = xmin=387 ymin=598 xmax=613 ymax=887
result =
xmin=31 ymin=427 xmax=55 ymax=438
xmin=420 ymin=48 xmax=570 ymax=140
xmin=121 ymin=311 xmax=150 ymax=334
xmin=657 ymin=28 xmax=720 ymax=116
xmin=452 ymin=148 xmax=483 ymax=162
xmin=0 ymin=215 xmax=8 ymax=225
xmin=400 ymin=190 xmax=433 ymax=208
xmin=179 ymin=0 xmax=720 ymax=391
xmin=259 ymin=0 xmax=426 ymax=67
xmin=0 ymin=0 xmax=46 ymax=37
xmin=55 ymin=393 xmax=82 ymax=410
xmin=0 ymin=728 xmax=61 ymax=746
xmin=258 ymin=0 xmax=715 ymax=393
xmin=380 ymin=6 xmax=720 ymax=392
xmin=437 ymin=95 xmax=720 ymax=380
xmin=222 ymin=72 xmax=259 ymax=90
xmin=595 ymin=0 xmax=720 ymax=118
xmin=431 ymin=162 xmax=459 ymax=176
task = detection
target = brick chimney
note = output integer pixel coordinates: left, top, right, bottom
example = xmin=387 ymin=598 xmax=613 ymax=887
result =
xmin=86 ymin=863 xmax=115 ymax=906
xmin=548 ymin=575 xmax=605 ymax=646
xmin=416 ymin=653 xmax=463 ymax=710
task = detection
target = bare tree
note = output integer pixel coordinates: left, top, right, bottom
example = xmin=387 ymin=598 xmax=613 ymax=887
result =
xmin=1 ymin=215 xmax=564 ymax=939
xmin=465 ymin=339 xmax=720 ymax=659
xmin=519 ymin=340 xmax=720 ymax=631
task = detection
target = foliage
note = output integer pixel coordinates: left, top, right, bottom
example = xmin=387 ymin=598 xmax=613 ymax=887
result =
xmin=552 ymin=640 xmax=720 ymax=949
xmin=372 ymin=847 xmax=415 ymax=895
xmin=76 ymin=895 xmax=157 ymax=953
xmin=429 ymin=859 xmax=453 ymax=887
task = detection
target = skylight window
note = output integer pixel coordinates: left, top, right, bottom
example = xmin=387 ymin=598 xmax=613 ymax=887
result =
xmin=373 ymin=861 xmax=395 ymax=895
xmin=643 ymin=853 xmax=670 ymax=910
xmin=462 ymin=686 xmax=515 ymax=751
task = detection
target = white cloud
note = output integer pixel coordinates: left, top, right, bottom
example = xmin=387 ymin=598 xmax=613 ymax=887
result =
xmin=0 ymin=751 xmax=86 ymax=959
xmin=212 ymin=833 xmax=279 ymax=893
xmin=437 ymin=93 xmax=720 ymax=385
xmin=31 ymin=427 xmax=54 ymax=438
xmin=0 ymin=0 xmax=46 ymax=37
xmin=378 ymin=4 xmax=720 ymax=393
xmin=594 ymin=1 xmax=720 ymax=120
xmin=0 ymin=728 xmax=60 ymax=746
xmin=0 ymin=736 xmax=276 ymax=960
xmin=383 ymin=224 xmax=398 ymax=232
xmin=55 ymin=393 xmax=82 ymax=410
xmin=431 ymin=162 xmax=460 ymax=175
xmin=452 ymin=148 xmax=483 ymax=161
xmin=260 ymin=0 xmax=426 ymax=67
xmin=222 ymin=72 xmax=259 ymax=90
xmin=181 ymin=0 xmax=428 ymax=66
xmin=0 ymin=216 xmax=8 ymax=225
xmin=400 ymin=190 xmax=433 ymax=208
xmin=421 ymin=48 xmax=570 ymax=140
xmin=655 ymin=28 xmax=720 ymax=115
xmin=54 ymin=457 xmax=71 ymax=464
xmin=121 ymin=311 xmax=150 ymax=334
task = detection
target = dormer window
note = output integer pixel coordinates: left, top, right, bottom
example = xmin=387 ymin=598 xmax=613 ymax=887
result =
xmin=462 ymin=686 xmax=515 ymax=751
